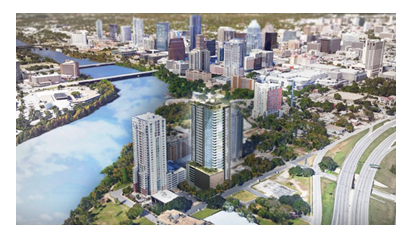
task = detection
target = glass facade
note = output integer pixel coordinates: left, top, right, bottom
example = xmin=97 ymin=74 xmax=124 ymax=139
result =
xmin=156 ymin=22 xmax=170 ymax=51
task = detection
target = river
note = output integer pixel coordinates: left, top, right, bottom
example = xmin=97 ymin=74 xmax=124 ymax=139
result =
xmin=16 ymin=40 xmax=169 ymax=224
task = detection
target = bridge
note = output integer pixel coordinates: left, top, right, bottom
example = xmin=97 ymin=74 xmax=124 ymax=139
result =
xmin=77 ymin=70 xmax=158 ymax=84
xmin=79 ymin=62 xmax=116 ymax=69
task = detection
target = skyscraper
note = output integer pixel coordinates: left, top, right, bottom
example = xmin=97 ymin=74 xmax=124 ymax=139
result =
xmin=189 ymin=15 xmax=201 ymax=51
xmin=264 ymin=32 xmax=277 ymax=51
xmin=246 ymin=20 xmax=262 ymax=55
xmin=218 ymin=26 xmax=236 ymax=42
xmin=132 ymin=112 xmax=167 ymax=196
xmin=261 ymin=23 xmax=275 ymax=48
xmin=96 ymin=19 xmax=102 ymax=39
xmin=187 ymin=102 xmax=231 ymax=190
xmin=133 ymin=17 xmax=144 ymax=48
xmin=231 ymin=107 xmax=243 ymax=162
xmin=188 ymin=34 xmax=211 ymax=72
xmin=205 ymin=39 xmax=216 ymax=56
xmin=120 ymin=26 xmax=132 ymax=43
xmin=320 ymin=37 xmax=341 ymax=53
xmin=252 ymin=82 xmax=283 ymax=119
xmin=156 ymin=22 xmax=170 ymax=51
xmin=109 ymin=24 xmax=118 ymax=40
xmin=362 ymin=39 xmax=385 ymax=78
xmin=224 ymin=38 xmax=246 ymax=77
xmin=168 ymin=38 xmax=186 ymax=61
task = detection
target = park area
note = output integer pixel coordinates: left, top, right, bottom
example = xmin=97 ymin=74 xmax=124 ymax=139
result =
xmin=321 ymin=178 xmax=336 ymax=225
xmin=92 ymin=201 xmax=154 ymax=225
xmin=230 ymin=190 xmax=258 ymax=202
xmin=369 ymin=196 xmax=396 ymax=225
xmin=325 ymin=129 xmax=369 ymax=169
xmin=191 ymin=208 xmax=221 ymax=220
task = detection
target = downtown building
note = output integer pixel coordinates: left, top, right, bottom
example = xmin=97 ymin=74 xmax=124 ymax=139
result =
xmin=189 ymin=15 xmax=201 ymax=51
xmin=218 ymin=26 xmax=236 ymax=42
xmin=187 ymin=34 xmax=211 ymax=81
xmin=168 ymin=38 xmax=186 ymax=61
xmin=362 ymin=39 xmax=385 ymax=77
xmin=109 ymin=24 xmax=118 ymax=40
xmin=156 ymin=22 xmax=170 ymax=51
xmin=261 ymin=23 xmax=275 ymax=49
xmin=264 ymin=32 xmax=278 ymax=51
xmin=224 ymin=38 xmax=246 ymax=77
xmin=252 ymin=82 xmax=283 ymax=119
xmin=231 ymin=107 xmax=243 ymax=162
xmin=320 ymin=37 xmax=341 ymax=54
xmin=60 ymin=59 xmax=79 ymax=77
xmin=96 ymin=19 xmax=102 ymax=39
xmin=187 ymin=101 xmax=231 ymax=190
xmin=143 ymin=36 xmax=156 ymax=50
xmin=246 ymin=20 xmax=262 ymax=55
xmin=133 ymin=17 xmax=144 ymax=48
xmin=132 ymin=112 xmax=167 ymax=196
xmin=120 ymin=26 xmax=132 ymax=43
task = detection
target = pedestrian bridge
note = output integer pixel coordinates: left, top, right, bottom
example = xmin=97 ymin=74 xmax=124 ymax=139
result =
xmin=77 ymin=70 xmax=158 ymax=84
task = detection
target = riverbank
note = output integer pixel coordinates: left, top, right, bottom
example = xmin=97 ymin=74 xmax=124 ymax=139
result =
xmin=16 ymin=80 xmax=119 ymax=145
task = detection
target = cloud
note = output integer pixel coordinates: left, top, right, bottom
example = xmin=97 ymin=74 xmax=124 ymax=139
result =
xmin=40 ymin=214 xmax=53 ymax=222
xmin=54 ymin=212 xmax=67 ymax=219
xmin=28 ymin=194 xmax=44 ymax=201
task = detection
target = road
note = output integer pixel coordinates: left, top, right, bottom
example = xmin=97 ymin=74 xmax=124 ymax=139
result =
xmin=350 ymin=131 xmax=396 ymax=225
xmin=109 ymin=187 xmax=135 ymax=208
xmin=332 ymin=119 xmax=396 ymax=225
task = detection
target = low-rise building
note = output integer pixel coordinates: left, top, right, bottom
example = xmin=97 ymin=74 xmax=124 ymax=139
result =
xmin=326 ymin=125 xmax=345 ymax=135
xmin=165 ymin=60 xmax=189 ymax=76
xmin=185 ymin=70 xmax=212 ymax=81
xmin=151 ymin=190 xmax=179 ymax=205
xmin=157 ymin=210 xmax=212 ymax=225
xmin=29 ymin=73 xmax=61 ymax=86
xmin=166 ymin=161 xmax=186 ymax=190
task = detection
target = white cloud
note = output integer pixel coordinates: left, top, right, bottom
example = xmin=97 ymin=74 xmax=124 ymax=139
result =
xmin=40 ymin=214 xmax=53 ymax=222
xmin=54 ymin=212 xmax=67 ymax=219
xmin=28 ymin=194 xmax=44 ymax=200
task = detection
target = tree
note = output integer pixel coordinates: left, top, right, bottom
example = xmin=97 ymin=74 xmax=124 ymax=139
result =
xmin=319 ymin=156 xmax=338 ymax=172
xmin=122 ymin=186 xmax=133 ymax=196
xmin=336 ymin=102 xmax=346 ymax=112
xmin=126 ymin=204 xmax=144 ymax=220
xmin=222 ymin=84 xmax=231 ymax=91
xmin=207 ymin=195 xmax=226 ymax=209
xmin=71 ymin=91 xmax=81 ymax=98
xmin=390 ymin=164 xmax=396 ymax=175
xmin=334 ymin=93 xmax=342 ymax=100
xmin=345 ymin=123 xmax=354 ymax=133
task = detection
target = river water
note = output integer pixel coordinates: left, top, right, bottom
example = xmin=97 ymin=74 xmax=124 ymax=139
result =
xmin=16 ymin=40 xmax=169 ymax=224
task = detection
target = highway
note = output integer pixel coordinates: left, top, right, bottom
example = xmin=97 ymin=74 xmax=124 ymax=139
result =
xmin=331 ymin=119 xmax=396 ymax=225
xmin=350 ymin=131 xmax=396 ymax=225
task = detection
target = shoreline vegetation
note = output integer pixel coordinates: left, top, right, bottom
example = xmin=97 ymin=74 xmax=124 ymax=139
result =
xmin=16 ymin=80 xmax=119 ymax=145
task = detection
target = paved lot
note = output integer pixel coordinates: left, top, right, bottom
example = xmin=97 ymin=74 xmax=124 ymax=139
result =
xmin=252 ymin=180 xmax=296 ymax=198
xmin=109 ymin=187 xmax=135 ymax=208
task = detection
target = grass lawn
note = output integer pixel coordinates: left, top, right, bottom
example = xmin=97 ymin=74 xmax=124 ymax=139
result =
xmin=374 ymin=149 xmax=396 ymax=195
xmin=290 ymin=218 xmax=310 ymax=225
xmin=356 ymin=126 xmax=396 ymax=174
xmin=321 ymin=178 xmax=336 ymax=225
xmin=325 ymin=129 xmax=369 ymax=168
xmin=230 ymin=190 xmax=258 ymax=202
xmin=373 ymin=119 xmax=389 ymax=132
xmin=256 ymin=216 xmax=277 ymax=225
xmin=92 ymin=202 xmax=130 ymax=225
xmin=92 ymin=201 xmax=153 ymax=225
xmin=369 ymin=196 xmax=396 ymax=225
xmin=113 ymin=182 xmax=132 ymax=191
xmin=191 ymin=208 xmax=221 ymax=220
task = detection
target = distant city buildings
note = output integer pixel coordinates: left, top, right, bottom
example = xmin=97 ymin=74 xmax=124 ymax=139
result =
xmin=264 ymin=32 xmax=277 ymax=51
xmin=109 ymin=24 xmax=118 ymax=40
xmin=156 ymin=22 xmax=170 ymax=51
xmin=60 ymin=59 xmax=79 ymax=77
xmin=320 ymin=37 xmax=341 ymax=54
xmin=218 ymin=26 xmax=236 ymax=42
xmin=187 ymin=101 xmax=231 ymax=190
xmin=252 ymin=82 xmax=283 ymax=119
xmin=143 ymin=36 xmax=156 ymax=50
xmin=189 ymin=15 xmax=201 ymax=51
xmin=246 ymin=20 xmax=262 ymax=55
xmin=70 ymin=31 xmax=88 ymax=47
xmin=168 ymin=38 xmax=185 ymax=60
xmin=133 ymin=17 xmax=144 ymax=48
xmin=224 ymin=38 xmax=246 ymax=77
xmin=96 ymin=19 xmax=102 ymax=39
xmin=132 ymin=112 xmax=167 ymax=196
xmin=120 ymin=26 xmax=132 ymax=43
xmin=188 ymin=34 xmax=211 ymax=73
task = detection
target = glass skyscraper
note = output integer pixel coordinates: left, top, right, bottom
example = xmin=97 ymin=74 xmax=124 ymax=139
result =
xmin=246 ymin=20 xmax=262 ymax=55
xmin=189 ymin=15 xmax=201 ymax=51
xmin=133 ymin=17 xmax=144 ymax=48
xmin=96 ymin=19 xmax=102 ymax=39
xmin=120 ymin=26 xmax=131 ymax=43
xmin=156 ymin=22 xmax=170 ymax=51
xmin=109 ymin=24 xmax=118 ymax=40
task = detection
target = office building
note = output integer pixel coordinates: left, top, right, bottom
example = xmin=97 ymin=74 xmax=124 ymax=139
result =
xmin=168 ymin=38 xmax=186 ymax=61
xmin=167 ymin=131 xmax=190 ymax=161
xmin=156 ymin=22 xmax=170 ymax=51
xmin=96 ymin=19 xmax=102 ymax=39
xmin=252 ymin=82 xmax=282 ymax=119
xmin=205 ymin=38 xmax=216 ymax=56
xmin=166 ymin=59 xmax=189 ymax=76
xmin=218 ymin=26 xmax=236 ymax=42
xmin=262 ymin=50 xmax=274 ymax=68
xmin=60 ymin=59 xmax=79 ymax=77
xmin=120 ymin=26 xmax=132 ymax=43
xmin=109 ymin=24 xmax=118 ymax=40
xmin=185 ymin=69 xmax=212 ymax=81
xmin=133 ymin=17 xmax=144 ymax=48
xmin=157 ymin=210 xmax=211 ymax=225
xmin=246 ymin=20 xmax=262 ymax=55
xmin=288 ymin=39 xmax=300 ymax=50
xmin=307 ymin=34 xmax=320 ymax=43
xmin=189 ymin=15 xmax=201 ymax=51
xmin=261 ymin=23 xmax=275 ymax=49
xmin=320 ymin=38 xmax=341 ymax=54
xmin=143 ymin=36 xmax=156 ymax=50
xmin=70 ymin=31 xmax=88 ymax=47
xmin=362 ymin=39 xmax=385 ymax=77
xmin=264 ymin=32 xmax=277 ymax=51
xmin=307 ymin=41 xmax=321 ymax=52
xmin=231 ymin=107 xmax=243 ymax=162
xmin=188 ymin=35 xmax=211 ymax=73
xmin=217 ymin=42 xmax=225 ymax=61
xmin=166 ymin=161 xmax=186 ymax=190
xmin=132 ymin=112 xmax=167 ymax=196
xmin=283 ymin=30 xmax=297 ymax=42
xmin=224 ymin=38 xmax=246 ymax=77
xmin=244 ymin=56 xmax=255 ymax=71
xmin=187 ymin=101 xmax=231 ymax=190
xmin=29 ymin=73 xmax=61 ymax=87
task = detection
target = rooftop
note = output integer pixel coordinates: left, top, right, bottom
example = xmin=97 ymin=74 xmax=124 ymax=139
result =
xmin=135 ymin=112 xmax=164 ymax=122
xmin=157 ymin=210 xmax=209 ymax=225
xmin=204 ymin=211 xmax=257 ymax=225
xmin=151 ymin=190 xmax=178 ymax=204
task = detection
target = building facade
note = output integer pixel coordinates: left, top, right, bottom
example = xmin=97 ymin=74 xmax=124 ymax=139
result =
xmin=120 ymin=26 xmax=132 ymax=43
xmin=230 ymin=107 xmax=243 ymax=162
xmin=96 ymin=19 xmax=102 ymax=39
xmin=362 ymin=39 xmax=385 ymax=78
xmin=109 ymin=24 xmax=118 ymax=40
xmin=132 ymin=112 xmax=167 ymax=196
xmin=156 ymin=22 xmax=170 ymax=51
xmin=168 ymin=38 xmax=186 ymax=60
xmin=264 ymin=32 xmax=277 ymax=51
xmin=133 ymin=17 xmax=144 ymax=48
xmin=60 ymin=59 xmax=79 ymax=77
xmin=246 ymin=20 xmax=262 ymax=55
xmin=189 ymin=15 xmax=201 ymax=51
xmin=224 ymin=38 xmax=246 ymax=77
xmin=252 ymin=82 xmax=282 ymax=119
xmin=143 ymin=36 xmax=156 ymax=50
xmin=231 ymin=76 xmax=255 ymax=90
